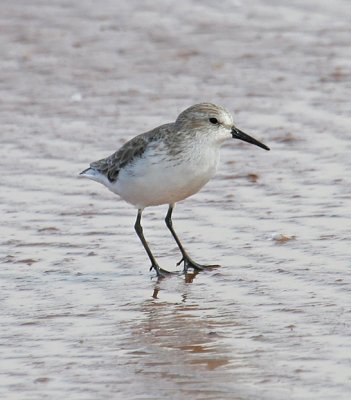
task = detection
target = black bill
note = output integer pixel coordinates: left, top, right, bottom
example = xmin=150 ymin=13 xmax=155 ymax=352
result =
xmin=231 ymin=127 xmax=270 ymax=151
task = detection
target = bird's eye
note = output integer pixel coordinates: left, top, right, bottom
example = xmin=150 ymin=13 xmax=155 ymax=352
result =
xmin=209 ymin=117 xmax=219 ymax=125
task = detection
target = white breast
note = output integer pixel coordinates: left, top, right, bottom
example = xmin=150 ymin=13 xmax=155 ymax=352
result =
xmin=108 ymin=141 xmax=220 ymax=208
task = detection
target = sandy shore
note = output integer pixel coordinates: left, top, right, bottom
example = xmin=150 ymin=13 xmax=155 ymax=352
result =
xmin=1 ymin=1 xmax=350 ymax=399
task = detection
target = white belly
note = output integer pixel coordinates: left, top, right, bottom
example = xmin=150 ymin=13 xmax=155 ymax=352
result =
xmin=109 ymin=146 xmax=220 ymax=208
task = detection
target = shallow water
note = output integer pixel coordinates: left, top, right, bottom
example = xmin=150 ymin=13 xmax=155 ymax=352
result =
xmin=1 ymin=0 xmax=351 ymax=399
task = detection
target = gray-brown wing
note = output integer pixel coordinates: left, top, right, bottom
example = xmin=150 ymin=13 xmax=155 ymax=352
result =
xmin=90 ymin=123 xmax=173 ymax=182
xmin=90 ymin=136 xmax=148 ymax=182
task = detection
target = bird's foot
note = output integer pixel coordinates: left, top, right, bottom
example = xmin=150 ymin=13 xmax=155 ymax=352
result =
xmin=177 ymin=256 xmax=220 ymax=274
xmin=149 ymin=264 xmax=173 ymax=278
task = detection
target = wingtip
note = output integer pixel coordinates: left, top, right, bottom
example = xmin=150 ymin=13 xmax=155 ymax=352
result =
xmin=79 ymin=167 xmax=90 ymax=176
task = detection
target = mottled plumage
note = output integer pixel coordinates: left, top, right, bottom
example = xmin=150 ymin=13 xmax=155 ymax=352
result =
xmin=89 ymin=124 xmax=173 ymax=182
xmin=80 ymin=103 xmax=270 ymax=277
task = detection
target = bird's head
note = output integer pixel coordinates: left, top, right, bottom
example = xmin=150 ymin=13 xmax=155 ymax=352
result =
xmin=175 ymin=103 xmax=270 ymax=151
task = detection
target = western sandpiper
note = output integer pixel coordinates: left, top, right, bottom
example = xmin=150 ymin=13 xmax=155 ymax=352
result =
xmin=80 ymin=103 xmax=270 ymax=277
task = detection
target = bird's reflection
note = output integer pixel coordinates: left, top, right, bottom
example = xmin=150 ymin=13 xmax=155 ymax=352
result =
xmin=151 ymin=270 xmax=199 ymax=299
xmin=151 ymin=287 xmax=159 ymax=299
xmin=130 ymin=268 xmax=231 ymax=387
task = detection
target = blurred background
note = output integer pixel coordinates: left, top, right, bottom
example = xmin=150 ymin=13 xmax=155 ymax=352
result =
xmin=1 ymin=1 xmax=350 ymax=399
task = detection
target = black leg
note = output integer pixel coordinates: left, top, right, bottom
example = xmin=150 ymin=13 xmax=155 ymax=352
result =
xmin=165 ymin=204 xmax=220 ymax=273
xmin=134 ymin=209 xmax=171 ymax=277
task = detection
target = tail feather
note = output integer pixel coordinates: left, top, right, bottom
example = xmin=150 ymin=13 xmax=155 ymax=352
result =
xmin=79 ymin=167 xmax=109 ymax=186
xmin=79 ymin=167 xmax=91 ymax=176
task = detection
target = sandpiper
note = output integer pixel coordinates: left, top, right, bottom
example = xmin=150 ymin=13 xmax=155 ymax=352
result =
xmin=80 ymin=103 xmax=270 ymax=277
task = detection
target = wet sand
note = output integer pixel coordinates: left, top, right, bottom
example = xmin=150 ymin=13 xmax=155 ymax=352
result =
xmin=1 ymin=1 xmax=351 ymax=399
